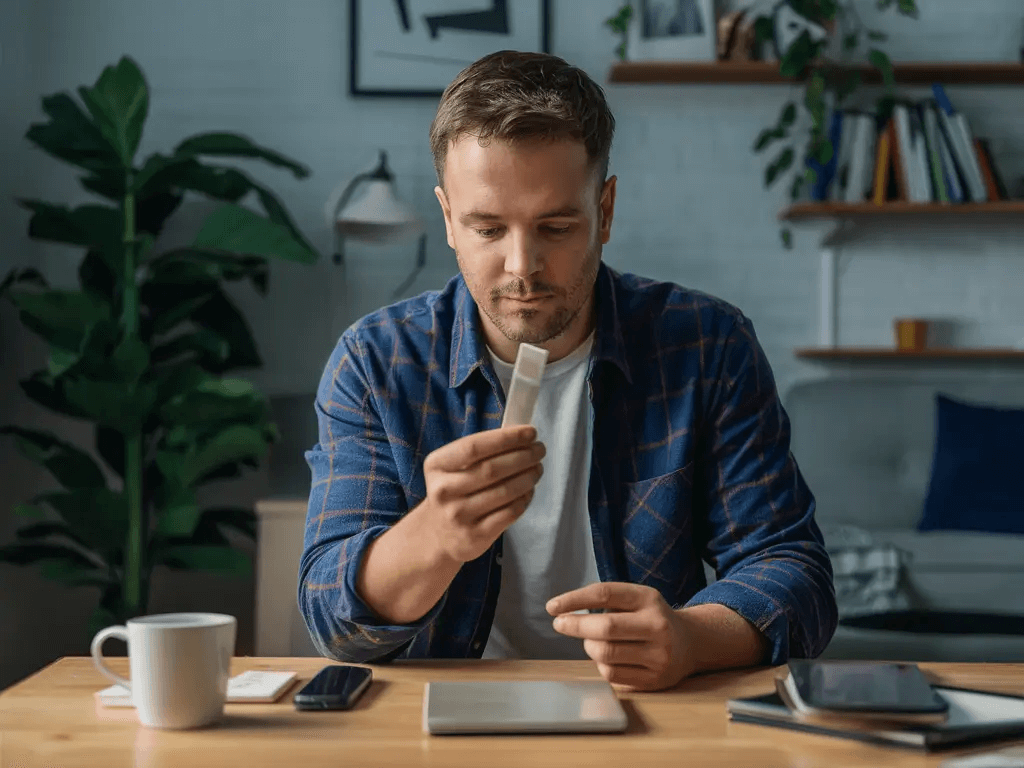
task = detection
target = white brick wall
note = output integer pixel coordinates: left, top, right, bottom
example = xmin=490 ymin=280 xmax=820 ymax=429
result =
xmin=4 ymin=0 xmax=1023 ymax=399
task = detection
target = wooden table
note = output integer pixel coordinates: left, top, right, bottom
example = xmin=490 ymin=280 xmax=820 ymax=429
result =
xmin=2 ymin=658 xmax=1024 ymax=767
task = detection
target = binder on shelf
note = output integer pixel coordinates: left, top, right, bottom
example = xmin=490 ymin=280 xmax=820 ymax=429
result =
xmin=830 ymin=110 xmax=857 ymax=201
xmin=932 ymin=82 xmax=988 ymax=202
xmin=920 ymin=103 xmax=949 ymax=203
xmin=974 ymin=138 xmax=1007 ymax=201
xmin=843 ymin=112 xmax=877 ymax=204
xmin=872 ymin=122 xmax=892 ymax=205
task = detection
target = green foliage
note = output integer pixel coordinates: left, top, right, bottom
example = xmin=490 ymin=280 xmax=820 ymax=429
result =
xmin=604 ymin=4 xmax=633 ymax=61
xmin=0 ymin=56 xmax=319 ymax=633
xmin=749 ymin=1 xmax=918 ymax=249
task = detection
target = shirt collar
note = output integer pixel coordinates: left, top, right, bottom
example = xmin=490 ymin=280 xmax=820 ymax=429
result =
xmin=448 ymin=261 xmax=632 ymax=389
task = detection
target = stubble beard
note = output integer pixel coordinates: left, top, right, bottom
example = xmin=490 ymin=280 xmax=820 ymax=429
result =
xmin=458 ymin=240 xmax=601 ymax=346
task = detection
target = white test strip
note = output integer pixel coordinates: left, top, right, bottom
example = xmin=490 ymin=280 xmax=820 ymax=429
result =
xmin=501 ymin=342 xmax=549 ymax=428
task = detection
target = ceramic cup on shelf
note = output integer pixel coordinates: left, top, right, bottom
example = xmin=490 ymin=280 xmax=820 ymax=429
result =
xmin=91 ymin=612 xmax=236 ymax=729
xmin=894 ymin=318 xmax=930 ymax=351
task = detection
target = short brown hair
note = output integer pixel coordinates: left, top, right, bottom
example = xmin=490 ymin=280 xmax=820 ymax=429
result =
xmin=429 ymin=50 xmax=615 ymax=192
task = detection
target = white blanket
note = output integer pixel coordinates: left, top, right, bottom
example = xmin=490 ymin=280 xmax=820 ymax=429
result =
xmin=820 ymin=525 xmax=913 ymax=618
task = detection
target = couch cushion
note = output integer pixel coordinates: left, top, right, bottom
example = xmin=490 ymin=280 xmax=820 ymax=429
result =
xmin=784 ymin=377 xmax=1024 ymax=530
xmin=919 ymin=394 xmax=1024 ymax=534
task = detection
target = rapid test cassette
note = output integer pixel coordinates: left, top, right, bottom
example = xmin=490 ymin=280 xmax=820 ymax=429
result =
xmin=501 ymin=342 xmax=549 ymax=428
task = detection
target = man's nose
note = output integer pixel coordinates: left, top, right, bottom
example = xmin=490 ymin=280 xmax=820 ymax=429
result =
xmin=503 ymin=232 xmax=542 ymax=279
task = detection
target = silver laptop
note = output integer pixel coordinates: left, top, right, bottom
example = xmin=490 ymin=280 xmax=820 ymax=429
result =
xmin=423 ymin=679 xmax=629 ymax=735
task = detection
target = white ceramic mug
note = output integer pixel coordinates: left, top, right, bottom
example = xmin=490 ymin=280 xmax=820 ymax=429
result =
xmin=91 ymin=612 xmax=236 ymax=729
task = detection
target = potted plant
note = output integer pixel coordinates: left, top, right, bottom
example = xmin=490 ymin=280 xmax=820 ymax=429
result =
xmin=605 ymin=0 xmax=920 ymax=246
xmin=0 ymin=56 xmax=320 ymax=635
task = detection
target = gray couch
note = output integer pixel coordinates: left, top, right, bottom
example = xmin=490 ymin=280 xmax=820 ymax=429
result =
xmin=785 ymin=376 xmax=1024 ymax=662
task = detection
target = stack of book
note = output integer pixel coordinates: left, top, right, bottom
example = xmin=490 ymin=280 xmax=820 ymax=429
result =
xmin=728 ymin=660 xmax=1024 ymax=751
xmin=809 ymin=83 xmax=1009 ymax=205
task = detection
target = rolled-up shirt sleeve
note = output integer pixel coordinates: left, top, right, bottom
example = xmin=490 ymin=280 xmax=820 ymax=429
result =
xmin=685 ymin=314 xmax=837 ymax=664
xmin=297 ymin=331 xmax=445 ymax=663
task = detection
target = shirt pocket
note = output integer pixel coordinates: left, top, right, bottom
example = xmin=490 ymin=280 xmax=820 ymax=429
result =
xmin=620 ymin=461 xmax=697 ymax=601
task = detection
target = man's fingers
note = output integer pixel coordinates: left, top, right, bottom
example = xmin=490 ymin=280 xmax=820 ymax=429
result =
xmin=463 ymin=462 xmax=543 ymax=522
xmin=427 ymin=425 xmax=538 ymax=471
xmin=595 ymin=662 xmax=662 ymax=692
xmin=475 ymin=487 xmax=535 ymax=541
xmin=551 ymin=610 xmax=649 ymax=642
xmin=546 ymin=581 xmax=653 ymax=616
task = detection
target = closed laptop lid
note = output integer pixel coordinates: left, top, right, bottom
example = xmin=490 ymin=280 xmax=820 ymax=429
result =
xmin=423 ymin=679 xmax=629 ymax=735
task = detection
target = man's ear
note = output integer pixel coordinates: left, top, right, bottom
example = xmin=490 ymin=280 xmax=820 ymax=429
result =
xmin=434 ymin=185 xmax=456 ymax=249
xmin=599 ymin=175 xmax=617 ymax=245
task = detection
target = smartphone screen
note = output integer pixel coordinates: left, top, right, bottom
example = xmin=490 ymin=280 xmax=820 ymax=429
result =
xmin=293 ymin=665 xmax=372 ymax=711
xmin=790 ymin=661 xmax=947 ymax=714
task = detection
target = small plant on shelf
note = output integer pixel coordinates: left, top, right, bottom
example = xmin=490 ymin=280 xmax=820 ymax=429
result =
xmin=605 ymin=0 xmax=920 ymax=247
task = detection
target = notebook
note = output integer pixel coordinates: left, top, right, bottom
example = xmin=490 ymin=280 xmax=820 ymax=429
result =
xmin=728 ymin=685 xmax=1024 ymax=751
xmin=95 ymin=670 xmax=298 ymax=707
xmin=422 ymin=680 xmax=629 ymax=735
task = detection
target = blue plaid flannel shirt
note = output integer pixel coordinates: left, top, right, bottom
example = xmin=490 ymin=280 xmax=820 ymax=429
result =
xmin=299 ymin=262 xmax=837 ymax=664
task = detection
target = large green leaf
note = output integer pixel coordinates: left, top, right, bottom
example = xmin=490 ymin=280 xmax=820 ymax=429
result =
xmin=0 ymin=426 xmax=107 ymax=490
xmin=1 ymin=267 xmax=48 ymax=298
xmin=19 ymin=201 xmax=122 ymax=266
xmin=146 ymin=294 xmax=214 ymax=339
xmin=174 ymin=132 xmax=310 ymax=178
xmin=150 ymin=329 xmax=230 ymax=369
xmin=134 ymin=155 xmax=249 ymax=201
xmin=200 ymin=506 xmax=257 ymax=540
xmin=181 ymin=424 xmax=270 ymax=486
xmin=188 ymin=287 xmax=262 ymax=371
xmin=25 ymin=93 xmax=121 ymax=174
xmin=155 ymin=544 xmax=251 ymax=576
xmin=154 ymin=486 xmax=201 ymax=537
xmin=32 ymin=488 xmax=129 ymax=555
xmin=15 ymin=521 xmax=91 ymax=550
xmin=62 ymin=378 xmax=159 ymax=434
xmin=158 ymin=378 xmax=264 ymax=427
xmin=0 ymin=542 xmax=99 ymax=570
xmin=193 ymin=204 xmax=317 ymax=264
xmin=146 ymin=248 xmax=269 ymax=294
xmin=19 ymin=372 xmax=90 ymax=420
xmin=78 ymin=250 xmax=119 ymax=304
xmin=150 ymin=363 xmax=213 ymax=410
xmin=77 ymin=56 xmax=149 ymax=167
xmin=7 ymin=288 xmax=111 ymax=351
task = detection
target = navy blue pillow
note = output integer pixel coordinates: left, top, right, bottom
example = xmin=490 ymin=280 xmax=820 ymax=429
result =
xmin=918 ymin=394 xmax=1024 ymax=534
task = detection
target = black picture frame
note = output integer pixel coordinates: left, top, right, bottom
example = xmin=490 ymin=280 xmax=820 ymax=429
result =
xmin=350 ymin=0 xmax=552 ymax=98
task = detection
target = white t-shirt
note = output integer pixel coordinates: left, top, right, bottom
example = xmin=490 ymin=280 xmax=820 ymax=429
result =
xmin=481 ymin=333 xmax=600 ymax=660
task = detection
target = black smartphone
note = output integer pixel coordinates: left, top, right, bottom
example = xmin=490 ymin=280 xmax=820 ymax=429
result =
xmin=293 ymin=664 xmax=373 ymax=711
xmin=788 ymin=660 xmax=948 ymax=715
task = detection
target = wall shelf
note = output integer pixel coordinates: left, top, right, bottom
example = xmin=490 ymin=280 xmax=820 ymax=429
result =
xmin=782 ymin=201 xmax=1024 ymax=220
xmin=796 ymin=347 xmax=1024 ymax=362
xmin=608 ymin=61 xmax=1024 ymax=85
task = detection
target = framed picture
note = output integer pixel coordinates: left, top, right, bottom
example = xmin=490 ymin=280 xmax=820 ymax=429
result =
xmin=350 ymin=0 xmax=552 ymax=97
xmin=627 ymin=0 xmax=717 ymax=62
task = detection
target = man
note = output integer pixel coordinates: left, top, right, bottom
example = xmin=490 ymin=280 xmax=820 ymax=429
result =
xmin=299 ymin=50 xmax=836 ymax=692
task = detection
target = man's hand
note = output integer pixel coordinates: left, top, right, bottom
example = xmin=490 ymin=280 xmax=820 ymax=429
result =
xmin=416 ymin=424 xmax=545 ymax=565
xmin=546 ymin=582 xmax=695 ymax=692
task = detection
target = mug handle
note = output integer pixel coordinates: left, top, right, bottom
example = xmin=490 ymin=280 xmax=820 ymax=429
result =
xmin=90 ymin=625 xmax=131 ymax=692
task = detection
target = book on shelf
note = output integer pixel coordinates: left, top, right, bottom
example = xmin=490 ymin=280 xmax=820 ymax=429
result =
xmin=795 ymin=83 xmax=1009 ymax=207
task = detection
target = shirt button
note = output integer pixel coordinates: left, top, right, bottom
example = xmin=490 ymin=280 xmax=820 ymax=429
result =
xmin=472 ymin=641 xmax=481 ymax=650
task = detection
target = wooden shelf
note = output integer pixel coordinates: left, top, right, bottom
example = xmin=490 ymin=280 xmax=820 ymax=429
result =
xmin=781 ymin=200 xmax=1024 ymax=220
xmin=608 ymin=60 xmax=1024 ymax=85
xmin=796 ymin=347 xmax=1024 ymax=361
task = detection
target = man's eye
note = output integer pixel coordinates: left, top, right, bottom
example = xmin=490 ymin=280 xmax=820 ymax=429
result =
xmin=475 ymin=228 xmax=501 ymax=238
xmin=544 ymin=226 xmax=571 ymax=235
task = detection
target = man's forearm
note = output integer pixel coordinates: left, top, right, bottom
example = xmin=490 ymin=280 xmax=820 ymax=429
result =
xmin=675 ymin=603 xmax=770 ymax=674
xmin=355 ymin=503 xmax=462 ymax=625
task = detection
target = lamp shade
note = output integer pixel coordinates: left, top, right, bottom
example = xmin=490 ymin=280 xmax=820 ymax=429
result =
xmin=325 ymin=151 xmax=423 ymax=245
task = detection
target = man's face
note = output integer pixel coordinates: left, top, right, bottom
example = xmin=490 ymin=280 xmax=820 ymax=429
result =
xmin=435 ymin=136 xmax=615 ymax=358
